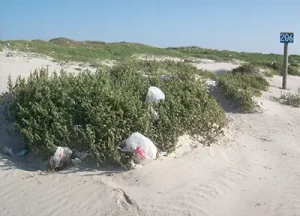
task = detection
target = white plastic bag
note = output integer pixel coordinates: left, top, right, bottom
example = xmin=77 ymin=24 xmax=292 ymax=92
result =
xmin=3 ymin=147 xmax=29 ymax=157
xmin=145 ymin=86 xmax=165 ymax=105
xmin=50 ymin=147 xmax=72 ymax=167
xmin=149 ymin=106 xmax=159 ymax=122
xmin=3 ymin=146 xmax=14 ymax=156
xmin=121 ymin=132 xmax=157 ymax=164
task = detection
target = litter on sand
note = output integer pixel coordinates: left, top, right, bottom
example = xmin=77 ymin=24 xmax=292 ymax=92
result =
xmin=120 ymin=132 xmax=157 ymax=166
xmin=49 ymin=147 xmax=73 ymax=168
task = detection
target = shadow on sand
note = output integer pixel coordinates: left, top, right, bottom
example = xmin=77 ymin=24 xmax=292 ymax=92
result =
xmin=207 ymin=81 xmax=243 ymax=114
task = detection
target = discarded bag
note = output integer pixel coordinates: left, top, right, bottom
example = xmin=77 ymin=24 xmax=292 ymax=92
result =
xmin=73 ymin=150 xmax=88 ymax=160
xmin=145 ymin=86 xmax=165 ymax=105
xmin=50 ymin=147 xmax=72 ymax=167
xmin=149 ymin=106 xmax=159 ymax=122
xmin=145 ymin=86 xmax=165 ymax=122
xmin=15 ymin=149 xmax=28 ymax=156
xmin=3 ymin=146 xmax=29 ymax=157
xmin=120 ymin=132 xmax=157 ymax=164
xmin=3 ymin=146 xmax=14 ymax=156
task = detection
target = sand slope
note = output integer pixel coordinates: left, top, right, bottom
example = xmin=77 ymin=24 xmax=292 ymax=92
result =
xmin=1 ymin=51 xmax=300 ymax=216
xmin=0 ymin=50 xmax=96 ymax=93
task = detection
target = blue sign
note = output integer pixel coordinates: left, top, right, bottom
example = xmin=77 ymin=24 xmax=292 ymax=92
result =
xmin=280 ymin=32 xmax=294 ymax=43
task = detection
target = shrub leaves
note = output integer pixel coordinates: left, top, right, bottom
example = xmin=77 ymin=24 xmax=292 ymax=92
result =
xmin=6 ymin=61 xmax=226 ymax=167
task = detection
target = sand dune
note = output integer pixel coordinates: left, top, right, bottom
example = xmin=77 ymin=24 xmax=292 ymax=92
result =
xmin=1 ymin=51 xmax=300 ymax=216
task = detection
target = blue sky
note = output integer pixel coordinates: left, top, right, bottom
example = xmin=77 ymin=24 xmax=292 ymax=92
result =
xmin=1 ymin=0 xmax=299 ymax=54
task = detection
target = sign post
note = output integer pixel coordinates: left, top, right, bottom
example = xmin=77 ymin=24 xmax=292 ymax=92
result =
xmin=280 ymin=32 xmax=294 ymax=89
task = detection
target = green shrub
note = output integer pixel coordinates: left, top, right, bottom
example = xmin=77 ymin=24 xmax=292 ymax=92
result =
xmin=232 ymin=63 xmax=260 ymax=75
xmin=263 ymin=62 xmax=300 ymax=76
xmin=49 ymin=37 xmax=76 ymax=44
xmin=216 ymin=72 xmax=269 ymax=112
xmin=264 ymin=70 xmax=277 ymax=77
xmin=266 ymin=61 xmax=282 ymax=71
xmin=279 ymin=88 xmax=300 ymax=107
xmin=288 ymin=65 xmax=300 ymax=76
xmin=6 ymin=61 xmax=226 ymax=168
xmin=289 ymin=60 xmax=299 ymax=67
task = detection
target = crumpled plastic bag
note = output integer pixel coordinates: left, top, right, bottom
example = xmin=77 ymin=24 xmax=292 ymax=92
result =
xmin=120 ymin=132 xmax=157 ymax=165
xmin=145 ymin=87 xmax=165 ymax=122
xmin=50 ymin=147 xmax=72 ymax=167
xmin=3 ymin=146 xmax=14 ymax=156
xmin=149 ymin=106 xmax=159 ymax=122
xmin=3 ymin=146 xmax=29 ymax=157
xmin=145 ymin=86 xmax=165 ymax=105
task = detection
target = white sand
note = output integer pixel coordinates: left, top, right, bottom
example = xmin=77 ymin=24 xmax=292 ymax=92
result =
xmin=192 ymin=61 xmax=240 ymax=74
xmin=1 ymin=51 xmax=300 ymax=216
xmin=0 ymin=50 xmax=98 ymax=93
xmin=134 ymin=54 xmax=241 ymax=74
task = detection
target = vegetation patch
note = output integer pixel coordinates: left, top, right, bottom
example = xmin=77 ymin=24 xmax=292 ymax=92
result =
xmin=232 ymin=63 xmax=260 ymax=75
xmin=2 ymin=39 xmax=300 ymax=69
xmin=0 ymin=39 xmax=186 ymax=62
xmin=288 ymin=65 xmax=300 ymax=76
xmin=261 ymin=61 xmax=300 ymax=76
xmin=5 ymin=60 xmax=226 ymax=168
xmin=278 ymin=88 xmax=300 ymax=107
xmin=216 ymin=66 xmax=269 ymax=112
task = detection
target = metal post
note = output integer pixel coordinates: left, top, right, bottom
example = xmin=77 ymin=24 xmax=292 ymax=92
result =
xmin=282 ymin=43 xmax=289 ymax=89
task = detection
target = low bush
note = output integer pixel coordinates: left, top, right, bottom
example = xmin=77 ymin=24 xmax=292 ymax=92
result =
xmin=216 ymin=72 xmax=269 ymax=112
xmin=265 ymin=61 xmax=282 ymax=71
xmin=263 ymin=62 xmax=300 ymax=76
xmin=289 ymin=60 xmax=299 ymax=68
xmin=288 ymin=65 xmax=300 ymax=76
xmin=279 ymin=88 xmax=300 ymax=107
xmin=232 ymin=63 xmax=260 ymax=75
xmin=5 ymin=60 xmax=226 ymax=168
xmin=260 ymin=68 xmax=277 ymax=77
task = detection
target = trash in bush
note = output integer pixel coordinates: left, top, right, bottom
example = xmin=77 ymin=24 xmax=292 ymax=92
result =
xmin=145 ymin=87 xmax=165 ymax=122
xmin=120 ymin=132 xmax=157 ymax=164
xmin=253 ymin=97 xmax=267 ymax=113
xmin=6 ymin=52 xmax=13 ymax=58
xmin=15 ymin=149 xmax=29 ymax=156
xmin=141 ymin=74 xmax=175 ymax=82
xmin=149 ymin=106 xmax=159 ymax=122
xmin=145 ymin=86 xmax=165 ymax=105
xmin=71 ymin=158 xmax=82 ymax=165
xmin=131 ymin=160 xmax=143 ymax=169
xmin=50 ymin=147 xmax=73 ymax=167
xmin=160 ymin=152 xmax=168 ymax=157
xmin=73 ymin=150 xmax=88 ymax=160
xmin=3 ymin=146 xmax=14 ymax=156
xmin=3 ymin=147 xmax=29 ymax=157
xmin=159 ymin=74 xmax=176 ymax=81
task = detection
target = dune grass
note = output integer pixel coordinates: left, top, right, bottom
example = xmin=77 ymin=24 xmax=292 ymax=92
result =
xmin=1 ymin=38 xmax=300 ymax=71
xmin=216 ymin=64 xmax=269 ymax=112
xmin=0 ymin=39 xmax=186 ymax=62
xmin=279 ymin=88 xmax=300 ymax=107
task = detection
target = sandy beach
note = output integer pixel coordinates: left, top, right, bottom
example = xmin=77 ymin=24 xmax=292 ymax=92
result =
xmin=1 ymin=50 xmax=300 ymax=216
